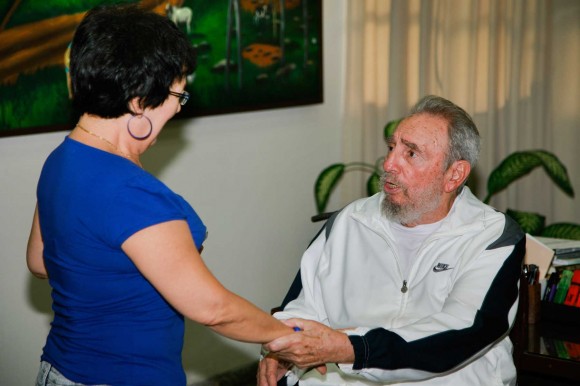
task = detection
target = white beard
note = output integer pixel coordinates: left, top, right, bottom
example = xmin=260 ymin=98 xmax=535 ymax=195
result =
xmin=380 ymin=172 xmax=443 ymax=226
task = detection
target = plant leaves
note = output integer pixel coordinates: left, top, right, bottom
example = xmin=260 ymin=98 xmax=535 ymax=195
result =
xmin=485 ymin=152 xmax=542 ymax=203
xmin=541 ymin=223 xmax=580 ymax=240
xmin=485 ymin=150 xmax=574 ymax=203
xmin=367 ymin=172 xmax=381 ymax=196
xmin=384 ymin=119 xmax=402 ymax=139
xmin=506 ymin=209 xmax=545 ymax=235
xmin=314 ymin=163 xmax=345 ymax=214
xmin=532 ymin=150 xmax=575 ymax=198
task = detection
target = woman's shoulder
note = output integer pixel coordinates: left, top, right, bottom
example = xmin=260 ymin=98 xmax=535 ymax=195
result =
xmin=123 ymin=168 xmax=177 ymax=198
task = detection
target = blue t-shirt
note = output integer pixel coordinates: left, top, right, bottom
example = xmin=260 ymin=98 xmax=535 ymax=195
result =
xmin=37 ymin=137 xmax=206 ymax=385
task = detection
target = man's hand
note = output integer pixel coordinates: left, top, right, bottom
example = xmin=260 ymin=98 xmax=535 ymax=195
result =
xmin=264 ymin=318 xmax=355 ymax=369
xmin=257 ymin=353 xmax=290 ymax=386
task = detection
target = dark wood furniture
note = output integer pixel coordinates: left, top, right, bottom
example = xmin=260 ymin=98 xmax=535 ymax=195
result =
xmin=511 ymin=273 xmax=580 ymax=385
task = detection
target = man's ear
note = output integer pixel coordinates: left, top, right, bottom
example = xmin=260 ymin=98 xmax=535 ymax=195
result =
xmin=444 ymin=160 xmax=471 ymax=193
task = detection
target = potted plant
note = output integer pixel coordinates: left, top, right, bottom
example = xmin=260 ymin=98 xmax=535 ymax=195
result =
xmin=313 ymin=120 xmax=579 ymax=240
xmin=485 ymin=150 xmax=578 ymax=239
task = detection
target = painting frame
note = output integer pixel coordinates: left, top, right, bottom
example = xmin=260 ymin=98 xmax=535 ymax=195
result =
xmin=0 ymin=0 xmax=323 ymax=137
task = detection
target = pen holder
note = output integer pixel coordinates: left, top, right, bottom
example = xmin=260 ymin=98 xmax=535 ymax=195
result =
xmin=527 ymin=283 xmax=541 ymax=324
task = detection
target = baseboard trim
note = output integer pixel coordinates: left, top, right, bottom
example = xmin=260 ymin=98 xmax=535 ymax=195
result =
xmin=189 ymin=361 xmax=259 ymax=386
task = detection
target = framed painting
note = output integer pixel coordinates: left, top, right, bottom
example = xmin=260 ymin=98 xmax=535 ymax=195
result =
xmin=0 ymin=0 xmax=323 ymax=137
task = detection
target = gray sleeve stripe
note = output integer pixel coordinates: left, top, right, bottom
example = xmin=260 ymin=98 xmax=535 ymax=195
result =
xmin=486 ymin=213 xmax=525 ymax=250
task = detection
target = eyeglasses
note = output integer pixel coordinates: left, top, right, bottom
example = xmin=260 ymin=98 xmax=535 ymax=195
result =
xmin=168 ymin=90 xmax=190 ymax=106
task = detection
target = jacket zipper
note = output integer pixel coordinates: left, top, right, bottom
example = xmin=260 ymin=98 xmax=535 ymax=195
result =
xmin=355 ymin=217 xmax=409 ymax=294
xmin=401 ymin=280 xmax=408 ymax=293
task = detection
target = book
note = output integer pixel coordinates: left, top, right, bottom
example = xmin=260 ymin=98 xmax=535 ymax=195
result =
xmin=553 ymin=255 xmax=580 ymax=268
xmin=554 ymin=263 xmax=580 ymax=273
xmin=554 ymin=339 xmax=571 ymax=359
xmin=524 ymin=234 xmax=555 ymax=279
xmin=564 ymin=341 xmax=580 ymax=360
xmin=555 ymin=250 xmax=580 ymax=259
xmin=563 ymin=270 xmax=580 ymax=307
xmin=536 ymin=237 xmax=580 ymax=255
xmin=536 ymin=236 xmax=580 ymax=268
xmin=554 ymin=269 xmax=574 ymax=304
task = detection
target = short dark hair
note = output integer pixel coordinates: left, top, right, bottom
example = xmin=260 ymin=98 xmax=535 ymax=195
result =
xmin=409 ymin=95 xmax=481 ymax=171
xmin=70 ymin=4 xmax=196 ymax=118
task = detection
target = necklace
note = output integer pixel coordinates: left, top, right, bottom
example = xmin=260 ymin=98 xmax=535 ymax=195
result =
xmin=76 ymin=124 xmax=141 ymax=166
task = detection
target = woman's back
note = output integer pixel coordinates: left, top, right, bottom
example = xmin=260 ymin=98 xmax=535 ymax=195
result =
xmin=37 ymin=137 xmax=206 ymax=385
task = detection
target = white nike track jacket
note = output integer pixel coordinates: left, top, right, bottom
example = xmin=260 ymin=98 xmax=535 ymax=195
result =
xmin=275 ymin=188 xmax=526 ymax=385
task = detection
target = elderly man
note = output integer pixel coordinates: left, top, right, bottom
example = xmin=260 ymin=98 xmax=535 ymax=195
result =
xmin=259 ymin=95 xmax=525 ymax=386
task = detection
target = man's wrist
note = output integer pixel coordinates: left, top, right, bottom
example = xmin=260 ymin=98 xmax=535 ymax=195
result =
xmin=330 ymin=330 xmax=356 ymax=364
xmin=346 ymin=334 xmax=367 ymax=369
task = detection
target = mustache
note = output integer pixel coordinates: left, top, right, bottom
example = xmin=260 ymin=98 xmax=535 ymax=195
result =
xmin=380 ymin=172 xmax=402 ymax=189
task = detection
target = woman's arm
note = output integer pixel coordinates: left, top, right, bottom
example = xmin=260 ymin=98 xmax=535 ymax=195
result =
xmin=122 ymin=219 xmax=293 ymax=343
xmin=26 ymin=203 xmax=48 ymax=279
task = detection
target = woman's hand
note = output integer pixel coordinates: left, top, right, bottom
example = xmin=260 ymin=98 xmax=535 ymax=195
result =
xmin=257 ymin=353 xmax=291 ymax=386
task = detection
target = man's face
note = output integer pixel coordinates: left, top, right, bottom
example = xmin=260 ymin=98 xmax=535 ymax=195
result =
xmin=381 ymin=113 xmax=451 ymax=226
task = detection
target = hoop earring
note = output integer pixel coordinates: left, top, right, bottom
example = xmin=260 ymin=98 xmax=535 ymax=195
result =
xmin=127 ymin=114 xmax=153 ymax=140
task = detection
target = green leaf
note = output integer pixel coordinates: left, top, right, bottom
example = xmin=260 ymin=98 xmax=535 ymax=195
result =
xmin=532 ymin=150 xmax=575 ymax=198
xmin=485 ymin=150 xmax=575 ymax=203
xmin=367 ymin=172 xmax=381 ymax=196
xmin=485 ymin=152 xmax=542 ymax=203
xmin=541 ymin=223 xmax=580 ymax=240
xmin=506 ymin=209 xmax=545 ymax=235
xmin=314 ymin=164 xmax=345 ymax=214
xmin=384 ymin=119 xmax=402 ymax=139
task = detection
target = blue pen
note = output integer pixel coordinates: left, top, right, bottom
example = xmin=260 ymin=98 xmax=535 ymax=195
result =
xmin=544 ymin=272 xmax=559 ymax=302
xmin=548 ymin=283 xmax=558 ymax=302
xmin=548 ymin=281 xmax=558 ymax=303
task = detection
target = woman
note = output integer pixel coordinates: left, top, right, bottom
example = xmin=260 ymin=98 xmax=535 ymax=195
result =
xmin=26 ymin=5 xmax=292 ymax=385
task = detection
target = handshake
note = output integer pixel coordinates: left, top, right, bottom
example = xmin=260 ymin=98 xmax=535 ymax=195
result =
xmin=257 ymin=318 xmax=355 ymax=386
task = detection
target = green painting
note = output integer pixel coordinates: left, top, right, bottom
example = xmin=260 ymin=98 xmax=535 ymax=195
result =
xmin=0 ymin=0 xmax=323 ymax=137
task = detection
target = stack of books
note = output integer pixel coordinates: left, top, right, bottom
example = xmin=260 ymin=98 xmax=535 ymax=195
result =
xmin=525 ymin=234 xmax=580 ymax=309
xmin=525 ymin=235 xmax=580 ymax=279
xmin=543 ymin=269 xmax=580 ymax=307
xmin=539 ymin=333 xmax=580 ymax=361
xmin=536 ymin=237 xmax=580 ymax=308
xmin=524 ymin=235 xmax=580 ymax=362
xmin=536 ymin=236 xmax=580 ymax=269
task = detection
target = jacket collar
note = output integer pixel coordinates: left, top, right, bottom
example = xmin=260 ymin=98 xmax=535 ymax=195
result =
xmin=350 ymin=187 xmax=487 ymax=237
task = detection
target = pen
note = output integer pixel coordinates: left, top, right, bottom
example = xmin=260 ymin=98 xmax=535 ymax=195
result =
xmin=543 ymin=272 xmax=559 ymax=301
xmin=528 ymin=264 xmax=538 ymax=285
xmin=548 ymin=281 xmax=558 ymax=302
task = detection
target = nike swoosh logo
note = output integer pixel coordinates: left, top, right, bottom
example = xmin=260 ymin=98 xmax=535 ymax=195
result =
xmin=433 ymin=263 xmax=453 ymax=273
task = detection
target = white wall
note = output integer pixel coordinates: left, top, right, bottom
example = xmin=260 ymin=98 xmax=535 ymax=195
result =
xmin=0 ymin=1 xmax=347 ymax=384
